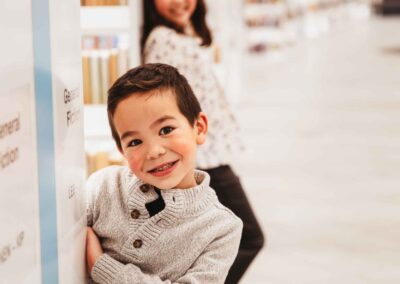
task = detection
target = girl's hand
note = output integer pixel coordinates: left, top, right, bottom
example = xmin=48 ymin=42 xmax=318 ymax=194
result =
xmin=86 ymin=227 xmax=104 ymax=273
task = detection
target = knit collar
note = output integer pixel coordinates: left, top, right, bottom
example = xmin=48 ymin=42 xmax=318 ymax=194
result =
xmin=125 ymin=169 xmax=216 ymax=219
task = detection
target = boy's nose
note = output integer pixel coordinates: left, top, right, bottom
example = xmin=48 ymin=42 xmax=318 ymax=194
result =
xmin=146 ymin=143 xmax=166 ymax=160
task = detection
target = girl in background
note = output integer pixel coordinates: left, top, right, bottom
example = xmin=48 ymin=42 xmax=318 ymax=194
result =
xmin=142 ymin=1 xmax=264 ymax=283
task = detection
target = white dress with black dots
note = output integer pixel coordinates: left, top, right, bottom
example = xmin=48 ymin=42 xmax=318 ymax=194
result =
xmin=143 ymin=26 xmax=244 ymax=169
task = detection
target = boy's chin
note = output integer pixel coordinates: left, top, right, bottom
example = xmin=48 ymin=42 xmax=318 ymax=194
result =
xmin=143 ymin=177 xmax=179 ymax=190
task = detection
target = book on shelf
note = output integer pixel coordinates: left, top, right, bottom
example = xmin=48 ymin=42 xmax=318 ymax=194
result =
xmin=86 ymin=150 xmax=125 ymax=176
xmin=81 ymin=0 xmax=128 ymax=6
xmin=82 ymin=52 xmax=92 ymax=104
xmin=117 ymin=47 xmax=129 ymax=78
xmin=89 ymin=51 xmax=101 ymax=104
xmin=82 ymin=35 xmax=130 ymax=105
xmin=99 ymin=50 xmax=109 ymax=104
xmin=109 ymin=49 xmax=118 ymax=87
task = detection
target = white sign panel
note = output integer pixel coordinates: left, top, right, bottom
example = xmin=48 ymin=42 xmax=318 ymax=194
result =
xmin=0 ymin=86 xmax=41 ymax=283
xmin=49 ymin=0 xmax=87 ymax=282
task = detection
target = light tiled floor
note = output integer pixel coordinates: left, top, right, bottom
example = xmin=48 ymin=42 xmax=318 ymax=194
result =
xmin=234 ymin=15 xmax=400 ymax=284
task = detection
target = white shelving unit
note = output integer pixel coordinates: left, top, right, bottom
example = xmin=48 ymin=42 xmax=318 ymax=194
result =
xmin=80 ymin=6 xmax=130 ymax=34
xmin=80 ymin=2 xmax=141 ymax=73
xmin=80 ymin=1 xmax=141 ymax=174
xmin=243 ymin=0 xmax=365 ymax=57
xmin=205 ymin=0 xmax=245 ymax=104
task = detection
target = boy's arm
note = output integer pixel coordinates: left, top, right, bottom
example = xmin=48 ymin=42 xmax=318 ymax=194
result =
xmin=86 ymin=227 xmax=104 ymax=272
xmin=86 ymin=170 xmax=103 ymax=227
xmin=88 ymin=220 xmax=243 ymax=284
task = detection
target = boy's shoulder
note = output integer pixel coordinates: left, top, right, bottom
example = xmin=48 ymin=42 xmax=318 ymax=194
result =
xmin=194 ymin=195 xmax=243 ymax=239
xmin=86 ymin=165 xmax=137 ymax=194
xmin=213 ymin=197 xmax=243 ymax=226
xmin=87 ymin=164 xmax=129 ymax=181
xmin=200 ymin=187 xmax=243 ymax=231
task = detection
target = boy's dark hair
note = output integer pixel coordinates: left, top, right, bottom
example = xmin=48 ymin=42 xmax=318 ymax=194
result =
xmin=141 ymin=0 xmax=212 ymax=51
xmin=107 ymin=63 xmax=202 ymax=151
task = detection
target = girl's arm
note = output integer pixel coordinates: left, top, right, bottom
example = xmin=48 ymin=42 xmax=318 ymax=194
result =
xmin=87 ymin=221 xmax=242 ymax=284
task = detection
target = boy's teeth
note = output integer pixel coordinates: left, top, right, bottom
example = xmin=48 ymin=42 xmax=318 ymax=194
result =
xmin=155 ymin=162 xmax=173 ymax=172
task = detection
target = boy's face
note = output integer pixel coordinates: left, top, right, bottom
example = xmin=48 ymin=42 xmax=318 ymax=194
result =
xmin=113 ymin=89 xmax=207 ymax=190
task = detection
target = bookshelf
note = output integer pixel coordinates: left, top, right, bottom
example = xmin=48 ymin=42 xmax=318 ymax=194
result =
xmin=81 ymin=0 xmax=128 ymax=5
xmin=81 ymin=1 xmax=141 ymax=175
xmin=205 ymin=0 xmax=246 ymax=104
xmin=80 ymin=6 xmax=130 ymax=35
xmin=80 ymin=3 xmax=141 ymax=104
xmin=244 ymin=0 xmax=360 ymax=57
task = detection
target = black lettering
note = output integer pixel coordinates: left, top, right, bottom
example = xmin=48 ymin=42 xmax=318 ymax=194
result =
xmin=66 ymin=108 xmax=80 ymax=126
xmin=0 ymin=245 xmax=11 ymax=263
xmin=68 ymin=184 xmax=76 ymax=199
xmin=64 ymin=88 xmax=69 ymax=104
xmin=64 ymin=88 xmax=79 ymax=104
xmin=0 ymin=114 xmax=20 ymax=140
xmin=0 ymin=147 xmax=19 ymax=170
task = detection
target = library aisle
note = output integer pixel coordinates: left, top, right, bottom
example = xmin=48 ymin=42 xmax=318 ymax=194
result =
xmin=235 ymin=16 xmax=400 ymax=283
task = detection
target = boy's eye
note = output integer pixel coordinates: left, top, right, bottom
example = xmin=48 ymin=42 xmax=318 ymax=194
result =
xmin=128 ymin=139 xmax=142 ymax=147
xmin=159 ymin=126 xmax=174 ymax=136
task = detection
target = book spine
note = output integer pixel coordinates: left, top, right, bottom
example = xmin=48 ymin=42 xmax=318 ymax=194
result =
xmin=99 ymin=50 xmax=110 ymax=104
xmin=108 ymin=49 xmax=118 ymax=87
xmin=89 ymin=51 xmax=101 ymax=104
xmin=82 ymin=51 xmax=92 ymax=104
xmin=117 ymin=47 xmax=129 ymax=77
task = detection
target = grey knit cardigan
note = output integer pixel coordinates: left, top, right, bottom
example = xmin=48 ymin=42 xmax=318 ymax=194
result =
xmin=87 ymin=166 xmax=243 ymax=284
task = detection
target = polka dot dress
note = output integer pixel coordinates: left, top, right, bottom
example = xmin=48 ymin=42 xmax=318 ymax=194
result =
xmin=144 ymin=26 xmax=244 ymax=169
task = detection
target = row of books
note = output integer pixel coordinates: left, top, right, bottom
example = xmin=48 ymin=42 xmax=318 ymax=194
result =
xmin=246 ymin=16 xmax=284 ymax=28
xmin=245 ymin=0 xmax=348 ymax=27
xmin=86 ymin=150 xmax=125 ymax=177
xmin=82 ymin=48 xmax=129 ymax=104
xmin=82 ymin=34 xmax=129 ymax=50
xmin=245 ymin=0 xmax=350 ymax=53
xmin=81 ymin=0 xmax=127 ymax=6
xmin=246 ymin=0 xmax=282 ymax=3
xmin=82 ymin=35 xmax=130 ymax=104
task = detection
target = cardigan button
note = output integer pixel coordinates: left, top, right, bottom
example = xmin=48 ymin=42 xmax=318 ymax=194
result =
xmin=133 ymin=239 xmax=142 ymax=248
xmin=140 ymin=184 xmax=151 ymax=193
xmin=130 ymin=209 xmax=140 ymax=219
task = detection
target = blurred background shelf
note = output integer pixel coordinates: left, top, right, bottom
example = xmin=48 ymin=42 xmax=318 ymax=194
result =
xmin=80 ymin=1 xmax=141 ymax=175
xmin=80 ymin=6 xmax=130 ymax=35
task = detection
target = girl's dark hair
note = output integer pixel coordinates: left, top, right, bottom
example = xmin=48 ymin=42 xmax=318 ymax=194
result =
xmin=141 ymin=0 xmax=212 ymax=51
xmin=107 ymin=63 xmax=202 ymax=151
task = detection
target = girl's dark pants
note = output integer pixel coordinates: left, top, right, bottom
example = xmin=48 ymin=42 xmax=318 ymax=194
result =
xmin=202 ymin=165 xmax=265 ymax=284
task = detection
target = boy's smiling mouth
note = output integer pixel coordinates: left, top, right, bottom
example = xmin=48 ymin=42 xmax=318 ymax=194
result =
xmin=148 ymin=160 xmax=179 ymax=176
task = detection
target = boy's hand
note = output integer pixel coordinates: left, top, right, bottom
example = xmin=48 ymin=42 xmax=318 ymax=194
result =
xmin=86 ymin=227 xmax=104 ymax=273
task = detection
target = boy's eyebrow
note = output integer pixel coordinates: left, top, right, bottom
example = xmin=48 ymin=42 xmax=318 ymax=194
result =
xmin=150 ymin=115 xmax=175 ymax=128
xmin=120 ymin=115 xmax=176 ymax=141
xmin=120 ymin=130 xmax=138 ymax=141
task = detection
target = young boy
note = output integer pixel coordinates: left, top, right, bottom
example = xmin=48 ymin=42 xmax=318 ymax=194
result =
xmin=86 ymin=63 xmax=243 ymax=284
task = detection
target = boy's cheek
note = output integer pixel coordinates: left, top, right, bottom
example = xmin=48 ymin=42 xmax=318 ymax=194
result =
xmin=172 ymin=138 xmax=196 ymax=154
xmin=127 ymin=157 xmax=142 ymax=175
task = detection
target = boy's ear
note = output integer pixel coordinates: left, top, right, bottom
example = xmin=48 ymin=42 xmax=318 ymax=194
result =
xmin=195 ymin=112 xmax=208 ymax=145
